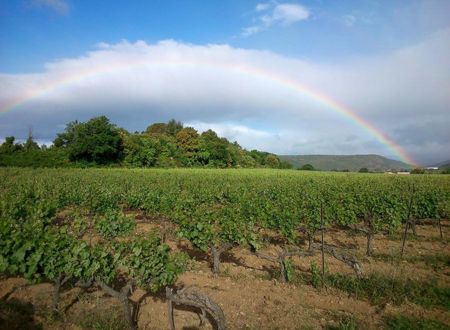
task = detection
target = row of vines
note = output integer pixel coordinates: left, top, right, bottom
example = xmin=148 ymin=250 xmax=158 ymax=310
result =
xmin=1 ymin=168 xmax=449 ymax=329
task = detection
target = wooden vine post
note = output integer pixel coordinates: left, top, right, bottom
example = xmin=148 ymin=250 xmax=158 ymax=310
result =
xmin=401 ymin=184 xmax=415 ymax=257
xmin=320 ymin=200 xmax=325 ymax=281
xmin=438 ymin=218 xmax=443 ymax=240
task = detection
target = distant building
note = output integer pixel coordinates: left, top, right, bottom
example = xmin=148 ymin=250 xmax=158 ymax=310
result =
xmin=426 ymin=167 xmax=439 ymax=170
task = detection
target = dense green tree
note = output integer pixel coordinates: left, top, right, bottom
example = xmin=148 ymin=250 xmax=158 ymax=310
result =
xmin=359 ymin=167 xmax=369 ymax=173
xmin=265 ymin=154 xmax=280 ymax=168
xmin=145 ymin=123 xmax=167 ymax=135
xmin=239 ymin=154 xmax=258 ymax=167
xmin=166 ymin=119 xmax=184 ymax=136
xmin=0 ymin=136 xmax=20 ymax=154
xmin=54 ymin=116 xmax=123 ymax=164
xmin=300 ymin=164 xmax=315 ymax=171
xmin=155 ymin=135 xmax=179 ymax=167
xmin=123 ymin=134 xmax=159 ymax=167
xmin=249 ymin=149 xmax=265 ymax=165
xmin=199 ymin=130 xmax=231 ymax=167
xmin=53 ymin=121 xmax=79 ymax=148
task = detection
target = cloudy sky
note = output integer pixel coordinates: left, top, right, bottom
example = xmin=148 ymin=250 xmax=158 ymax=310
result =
xmin=0 ymin=1 xmax=449 ymax=165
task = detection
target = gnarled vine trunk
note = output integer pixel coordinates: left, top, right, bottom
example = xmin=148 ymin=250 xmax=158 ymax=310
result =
xmin=52 ymin=273 xmax=71 ymax=314
xmin=166 ymin=287 xmax=227 ymax=330
xmin=210 ymin=243 xmax=233 ymax=274
xmin=95 ymin=279 xmax=136 ymax=329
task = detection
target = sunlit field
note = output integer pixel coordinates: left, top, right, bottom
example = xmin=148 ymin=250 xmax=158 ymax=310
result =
xmin=1 ymin=168 xmax=449 ymax=329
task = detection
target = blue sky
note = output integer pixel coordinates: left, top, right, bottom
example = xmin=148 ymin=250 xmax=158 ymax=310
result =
xmin=2 ymin=0 xmax=448 ymax=72
xmin=0 ymin=0 xmax=449 ymax=164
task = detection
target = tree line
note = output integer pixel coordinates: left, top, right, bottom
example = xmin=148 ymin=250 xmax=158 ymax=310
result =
xmin=0 ymin=116 xmax=293 ymax=169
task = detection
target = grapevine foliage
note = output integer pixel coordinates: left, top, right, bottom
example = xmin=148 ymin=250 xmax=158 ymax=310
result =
xmin=0 ymin=168 xmax=449 ymax=326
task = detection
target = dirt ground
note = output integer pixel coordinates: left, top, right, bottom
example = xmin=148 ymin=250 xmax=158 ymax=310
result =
xmin=1 ymin=219 xmax=449 ymax=330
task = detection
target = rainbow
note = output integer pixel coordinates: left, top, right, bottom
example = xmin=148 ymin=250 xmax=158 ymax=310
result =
xmin=0 ymin=59 xmax=417 ymax=166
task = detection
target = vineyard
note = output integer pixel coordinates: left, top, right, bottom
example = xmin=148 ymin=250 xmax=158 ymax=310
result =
xmin=0 ymin=168 xmax=449 ymax=329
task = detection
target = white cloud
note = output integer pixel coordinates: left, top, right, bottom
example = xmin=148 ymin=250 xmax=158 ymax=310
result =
xmin=31 ymin=0 xmax=70 ymax=15
xmin=256 ymin=3 xmax=270 ymax=12
xmin=270 ymin=4 xmax=310 ymax=26
xmin=0 ymin=29 xmax=449 ymax=164
xmin=241 ymin=26 xmax=262 ymax=38
xmin=241 ymin=2 xmax=310 ymax=36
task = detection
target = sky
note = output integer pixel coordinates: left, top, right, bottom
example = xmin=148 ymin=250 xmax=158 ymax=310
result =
xmin=0 ymin=0 xmax=449 ymax=165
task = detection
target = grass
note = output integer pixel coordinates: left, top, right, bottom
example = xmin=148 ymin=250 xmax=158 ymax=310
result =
xmin=325 ymin=272 xmax=450 ymax=310
xmin=77 ymin=306 xmax=129 ymax=330
xmin=383 ymin=315 xmax=450 ymax=330
xmin=325 ymin=314 xmax=359 ymax=330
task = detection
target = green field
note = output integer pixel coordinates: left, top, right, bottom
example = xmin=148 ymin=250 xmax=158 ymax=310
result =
xmin=1 ymin=168 xmax=449 ymax=329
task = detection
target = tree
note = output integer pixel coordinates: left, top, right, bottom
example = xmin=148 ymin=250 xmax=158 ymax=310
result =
xmin=0 ymin=136 xmax=18 ymax=154
xmin=53 ymin=121 xmax=79 ymax=148
xmin=54 ymin=116 xmax=123 ymax=164
xmin=279 ymin=160 xmax=293 ymax=169
xmin=145 ymin=120 xmax=183 ymax=137
xmin=123 ymin=134 xmax=159 ymax=167
xmin=176 ymin=127 xmax=199 ymax=152
xmin=359 ymin=167 xmax=369 ymax=173
xmin=249 ymin=149 xmax=267 ymax=165
xmin=166 ymin=119 xmax=183 ymax=136
xmin=411 ymin=168 xmax=425 ymax=174
xmin=176 ymin=127 xmax=199 ymax=166
xmin=155 ymin=135 xmax=179 ymax=168
xmin=24 ymin=131 xmax=40 ymax=151
xmin=265 ymin=154 xmax=280 ymax=168
xmin=199 ymin=130 xmax=230 ymax=167
xmin=300 ymin=164 xmax=315 ymax=171
xmin=145 ymin=123 xmax=168 ymax=135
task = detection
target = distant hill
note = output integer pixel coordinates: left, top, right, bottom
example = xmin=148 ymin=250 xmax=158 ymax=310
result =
xmin=278 ymin=154 xmax=413 ymax=171
xmin=431 ymin=160 xmax=450 ymax=170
